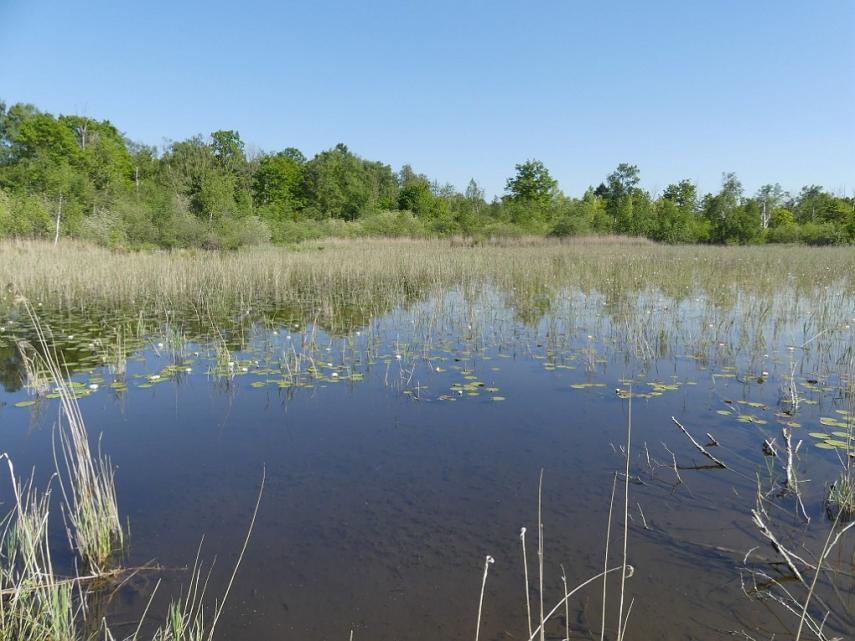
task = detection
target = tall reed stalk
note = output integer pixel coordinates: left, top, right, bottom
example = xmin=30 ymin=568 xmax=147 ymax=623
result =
xmin=17 ymin=299 xmax=123 ymax=572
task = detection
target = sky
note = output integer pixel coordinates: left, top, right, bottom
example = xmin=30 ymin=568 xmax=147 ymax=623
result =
xmin=0 ymin=0 xmax=853 ymax=199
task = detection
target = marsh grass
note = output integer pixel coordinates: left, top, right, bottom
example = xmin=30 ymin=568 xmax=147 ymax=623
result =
xmin=0 ymin=456 xmax=77 ymax=641
xmin=825 ymin=470 xmax=855 ymax=521
xmin=16 ymin=302 xmax=123 ymax=572
xmin=3 ymin=239 xmax=855 ymax=639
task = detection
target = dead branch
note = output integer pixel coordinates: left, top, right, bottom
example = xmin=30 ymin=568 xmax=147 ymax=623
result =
xmin=671 ymin=416 xmax=729 ymax=469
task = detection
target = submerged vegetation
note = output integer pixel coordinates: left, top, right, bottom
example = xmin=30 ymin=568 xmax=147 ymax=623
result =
xmin=1 ymin=101 xmax=854 ymax=248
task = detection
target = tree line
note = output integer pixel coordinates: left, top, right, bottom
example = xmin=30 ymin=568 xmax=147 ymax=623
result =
xmin=1 ymin=100 xmax=852 ymax=248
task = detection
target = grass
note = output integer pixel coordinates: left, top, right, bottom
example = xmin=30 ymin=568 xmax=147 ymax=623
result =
xmin=1 ymin=239 xmax=853 ymax=317
xmin=0 ymin=456 xmax=77 ymax=641
xmin=825 ymin=470 xmax=855 ymax=521
xmin=17 ymin=301 xmax=123 ymax=572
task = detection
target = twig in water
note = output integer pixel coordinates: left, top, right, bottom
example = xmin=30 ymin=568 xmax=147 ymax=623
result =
xmin=661 ymin=443 xmax=684 ymax=485
xmin=521 ymin=527 xmax=532 ymax=639
xmin=600 ymin=472 xmax=618 ymax=641
xmin=527 ymin=565 xmax=632 ymax=641
xmin=636 ymin=503 xmax=649 ymax=530
xmin=560 ymin=564 xmax=569 ymax=641
xmin=671 ymin=416 xmax=729 ymax=469
xmin=763 ymin=439 xmax=777 ymax=457
xmin=616 ymin=392 xmax=633 ymax=641
xmin=474 ymin=555 xmax=494 ymax=641
xmin=782 ymin=427 xmax=810 ymax=522
xmin=537 ymin=469 xmax=545 ymax=641
xmin=205 ymin=466 xmax=266 ymax=641
xmin=750 ymin=507 xmax=806 ymax=586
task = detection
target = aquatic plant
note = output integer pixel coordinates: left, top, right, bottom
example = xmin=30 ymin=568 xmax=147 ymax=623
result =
xmin=17 ymin=303 xmax=123 ymax=572
xmin=825 ymin=470 xmax=855 ymax=521
xmin=0 ymin=457 xmax=77 ymax=641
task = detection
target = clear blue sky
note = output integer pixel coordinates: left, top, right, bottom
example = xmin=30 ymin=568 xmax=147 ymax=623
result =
xmin=1 ymin=0 xmax=853 ymax=199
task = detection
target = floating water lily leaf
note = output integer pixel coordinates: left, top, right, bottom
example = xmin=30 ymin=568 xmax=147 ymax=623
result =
xmin=716 ymin=410 xmax=732 ymax=416
xmin=737 ymin=400 xmax=765 ymax=409
xmin=14 ymin=400 xmax=36 ymax=408
xmin=808 ymin=432 xmax=829 ymax=438
xmin=814 ymin=442 xmax=836 ymax=450
xmin=491 ymin=396 xmax=506 ymax=401
xmin=820 ymin=417 xmax=849 ymax=428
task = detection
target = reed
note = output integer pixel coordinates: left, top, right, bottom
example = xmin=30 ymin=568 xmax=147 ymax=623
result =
xmin=17 ymin=301 xmax=123 ymax=572
xmin=0 ymin=456 xmax=77 ymax=641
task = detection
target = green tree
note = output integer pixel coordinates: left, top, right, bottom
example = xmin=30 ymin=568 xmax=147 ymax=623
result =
xmin=302 ymin=144 xmax=396 ymax=220
xmin=505 ymin=159 xmax=557 ymax=207
xmin=253 ymin=150 xmax=305 ymax=220
xmin=602 ymin=163 xmax=645 ymax=234
xmin=703 ymin=173 xmax=761 ymax=244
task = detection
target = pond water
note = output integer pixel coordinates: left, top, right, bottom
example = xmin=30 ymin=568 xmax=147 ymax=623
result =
xmin=1 ymin=282 xmax=853 ymax=641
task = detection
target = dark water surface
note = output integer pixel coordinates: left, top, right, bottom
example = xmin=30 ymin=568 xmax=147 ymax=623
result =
xmin=1 ymin=286 xmax=853 ymax=641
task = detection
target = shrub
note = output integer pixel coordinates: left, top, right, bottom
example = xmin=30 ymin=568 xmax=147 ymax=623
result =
xmin=766 ymin=222 xmax=800 ymax=244
xmin=213 ymin=216 xmax=272 ymax=249
xmin=80 ymin=209 xmax=127 ymax=247
xmin=549 ymin=215 xmax=588 ymax=238
xmin=800 ymin=222 xmax=844 ymax=246
xmin=361 ymin=211 xmax=428 ymax=238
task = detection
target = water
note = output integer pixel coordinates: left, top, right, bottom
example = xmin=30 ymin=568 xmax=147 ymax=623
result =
xmin=1 ymin=284 xmax=853 ymax=640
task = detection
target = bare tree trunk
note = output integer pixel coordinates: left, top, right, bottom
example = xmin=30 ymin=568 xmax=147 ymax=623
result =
xmin=78 ymin=119 xmax=88 ymax=150
xmin=54 ymin=194 xmax=62 ymax=247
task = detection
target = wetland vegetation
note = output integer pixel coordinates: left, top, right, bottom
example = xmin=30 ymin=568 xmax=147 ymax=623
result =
xmin=1 ymin=101 xmax=854 ymax=249
xmin=0 ymin=238 xmax=853 ymax=640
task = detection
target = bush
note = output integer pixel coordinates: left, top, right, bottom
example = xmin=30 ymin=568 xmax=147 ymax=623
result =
xmin=482 ymin=221 xmax=528 ymax=238
xmin=766 ymin=223 xmax=800 ymax=244
xmin=119 ymin=201 xmax=158 ymax=247
xmin=361 ymin=211 xmax=428 ymax=238
xmin=0 ymin=189 xmax=10 ymax=238
xmin=213 ymin=216 xmax=272 ymax=249
xmin=549 ymin=215 xmax=588 ymax=238
xmin=80 ymin=209 xmax=127 ymax=247
xmin=7 ymin=193 xmax=54 ymax=237
xmin=800 ymin=222 xmax=844 ymax=246
xmin=160 ymin=208 xmax=208 ymax=248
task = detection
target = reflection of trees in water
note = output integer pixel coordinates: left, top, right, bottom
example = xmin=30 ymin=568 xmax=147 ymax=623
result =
xmin=0 ymin=341 xmax=25 ymax=392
